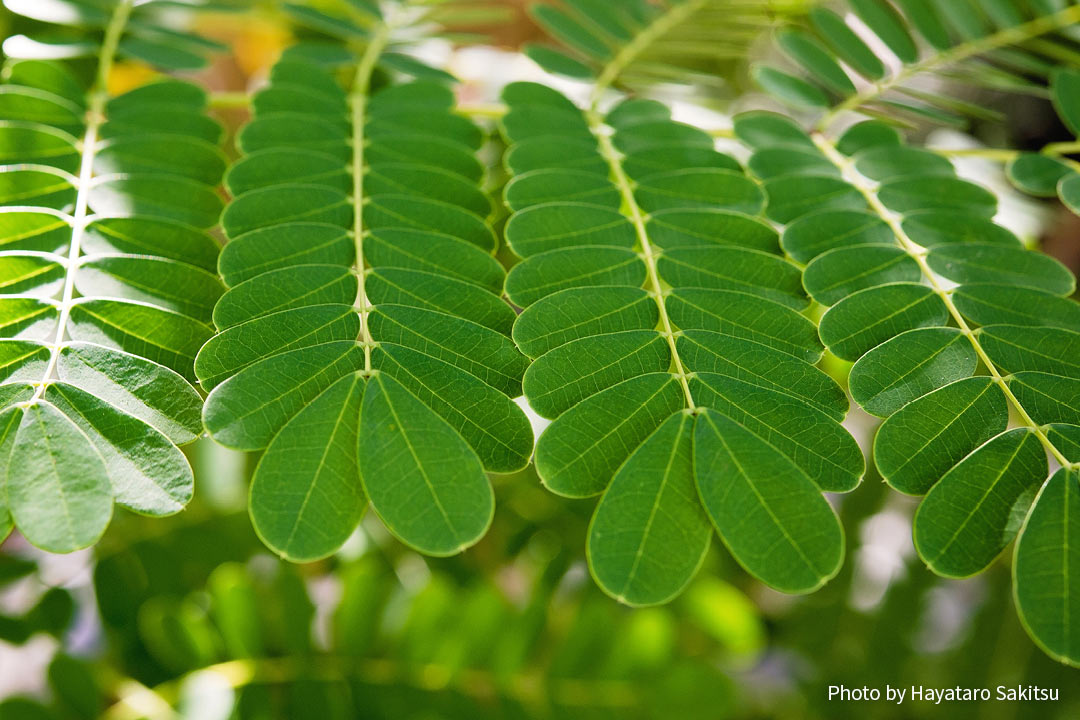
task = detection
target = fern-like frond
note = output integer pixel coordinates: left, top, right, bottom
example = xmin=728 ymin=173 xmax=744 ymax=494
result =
xmin=198 ymin=2 xmax=531 ymax=562
xmin=0 ymin=0 xmax=226 ymax=551
xmin=499 ymin=81 xmax=862 ymax=605
xmin=757 ymin=0 xmax=1080 ymax=130
xmin=525 ymin=0 xmax=795 ymax=94
xmin=3 ymin=0 xmax=229 ymax=69
xmin=735 ymin=110 xmax=1080 ymax=665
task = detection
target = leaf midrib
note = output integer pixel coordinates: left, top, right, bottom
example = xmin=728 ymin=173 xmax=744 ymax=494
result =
xmin=349 ymin=19 xmax=395 ymax=375
xmin=813 ymin=134 xmax=1078 ymax=472
xmin=25 ymin=0 xmax=135 ymax=405
xmin=818 ymin=4 xmax=1080 ymax=131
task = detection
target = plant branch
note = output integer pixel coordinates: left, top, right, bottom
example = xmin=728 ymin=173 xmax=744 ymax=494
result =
xmin=349 ymin=18 xmax=395 ymax=375
xmin=586 ymin=109 xmax=696 ymax=410
xmin=814 ymin=132 xmax=1077 ymax=471
xmin=816 ymin=4 xmax=1080 ymax=132
xmin=588 ymin=0 xmax=709 ymax=108
xmin=25 ymin=0 xmax=133 ymax=406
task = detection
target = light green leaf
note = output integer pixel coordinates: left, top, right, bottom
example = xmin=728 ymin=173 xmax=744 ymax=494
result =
xmin=505 ymin=202 xmax=636 ymax=258
xmin=819 ymin=283 xmax=950 ymax=361
xmin=753 ymin=66 xmax=829 ymax=109
xmin=535 ymin=373 xmax=684 ymax=498
xmin=513 ymin=286 xmax=658 ymax=359
xmin=874 ymin=377 xmax=1009 ymax=495
xmin=763 ymin=174 xmax=865 ymax=224
xmin=810 ymin=7 xmax=886 ymax=80
xmin=854 ymin=146 xmax=954 ymax=180
xmin=878 ymin=177 xmax=997 ymax=216
xmin=903 ymin=210 xmax=1022 ymax=248
xmin=203 ymin=342 xmax=366 ymax=450
xmin=667 ymin=288 xmax=822 ymax=362
xmin=588 ymin=412 xmax=711 ymax=606
xmin=677 ymin=332 xmax=848 ymax=421
xmin=928 ymin=244 xmax=1075 ymax=295
xmin=250 ymin=372 xmax=367 ymax=562
xmin=523 ymin=330 xmax=669 ymax=419
xmin=953 ymin=283 xmax=1080 ymax=330
xmin=781 ymin=210 xmax=892 ymax=263
xmin=0 ymin=57 xmax=220 ymax=552
xmin=5 ymin=402 xmax=112 ymax=553
xmin=1007 ymin=372 xmax=1080 ymax=425
xmin=646 ymin=209 xmax=778 ymax=253
xmin=803 ymin=245 xmax=920 ymax=306
xmin=1059 ymin=174 xmax=1080 ymax=215
xmin=359 ymin=373 xmax=493 ymax=556
xmin=979 ymin=325 xmax=1080 ymax=376
xmin=691 ymin=373 xmax=863 ymax=493
xmin=44 ymin=382 xmax=192 ymax=516
xmin=777 ymin=28 xmax=855 ymax=95
xmin=504 ymin=246 xmax=644 ymax=308
xmin=1007 ymin=153 xmax=1075 ymax=197
xmin=88 ymin=175 xmax=223 ymax=229
xmin=658 ymin=247 xmax=807 ymax=310
xmin=634 ymin=169 xmax=764 ymax=214
xmin=57 ymin=343 xmax=202 ymax=445
xmin=694 ymin=409 xmax=844 ymax=594
xmin=849 ymin=328 xmax=978 ymax=417
xmin=849 ymin=0 xmax=918 ymax=63
xmin=915 ymin=429 xmax=1045 ymax=576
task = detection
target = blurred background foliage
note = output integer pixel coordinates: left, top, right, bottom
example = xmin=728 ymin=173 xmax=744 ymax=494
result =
xmin=2 ymin=0 xmax=1080 ymax=718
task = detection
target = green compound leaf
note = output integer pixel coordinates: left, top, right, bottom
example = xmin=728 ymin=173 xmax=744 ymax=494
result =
xmin=201 ymin=48 xmax=528 ymax=561
xmin=0 ymin=17 xmax=223 ymax=551
xmin=502 ymin=81 xmax=857 ymax=602
xmin=526 ymin=0 xmax=789 ymax=92
xmin=742 ymin=106 xmax=1080 ymax=666
xmin=761 ymin=0 xmax=1080 ymax=130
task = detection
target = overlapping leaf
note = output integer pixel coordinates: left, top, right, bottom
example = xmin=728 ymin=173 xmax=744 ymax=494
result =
xmin=2 ymin=0 xmax=229 ymax=69
xmin=501 ymin=83 xmax=860 ymax=606
xmin=525 ymin=0 xmax=795 ymax=92
xmin=0 ymin=2 xmax=225 ymax=551
xmin=199 ymin=39 xmax=529 ymax=561
xmin=758 ymin=0 xmax=1080 ymax=128
xmin=737 ymin=111 xmax=1080 ymax=665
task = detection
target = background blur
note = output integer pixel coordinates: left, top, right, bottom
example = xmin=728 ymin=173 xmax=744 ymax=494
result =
xmin=2 ymin=2 xmax=1080 ymax=718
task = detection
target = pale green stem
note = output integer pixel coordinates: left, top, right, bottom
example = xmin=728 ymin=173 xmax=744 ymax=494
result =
xmin=457 ymin=102 xmax=507 ymax=119
xmin=1045 ymin=140 xmax=1080 ymax=156
xmin=816 ymin=4 xmax=1080 ymax=132
xmin=814 ymin=132 xmax=1077 ymax=471
xmin=932 ymin=146 xmax=1080 ymax=173
xmin=577 ymin=0 xmax=718 ymax=411
xmin=26 ymin=0 xmax=133 ymax=405
xmin=207 ymin=91 xmax=250 ymax=109
xmin=350 ymin=21 xmax=394 ymax=374
xmin=587 ymin=114 xmax=696 ymax=410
